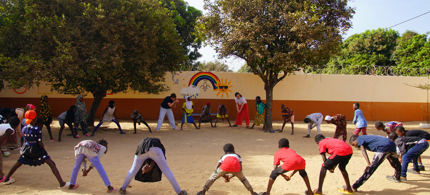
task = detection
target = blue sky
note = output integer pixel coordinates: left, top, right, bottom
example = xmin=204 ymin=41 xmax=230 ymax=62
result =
xmin=186 ymin=0 xmax=430 ymax=71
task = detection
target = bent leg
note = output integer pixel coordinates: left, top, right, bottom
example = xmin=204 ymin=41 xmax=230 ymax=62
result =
xmin=233 ymin=170 xmax=253 ymax=192
xmin=112 ymin=119 xmax=123 ymax=133
xmin=166 ymin=109 xmax=177 ymax=130
xmin=45 ymin=159 xmax=66 ymax=187
xmin=121 ymin=154 xmax=148 ymax=190
xmin=92 ymin=122 xmax=104 ymax=135
xmin=87 ymin=155 xmax=111 ymax=186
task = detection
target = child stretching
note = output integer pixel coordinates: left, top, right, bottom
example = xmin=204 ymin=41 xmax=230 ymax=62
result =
xmin=131 ymin=110 xmax=152 ymax=133
xmin=395 ymin=126 xmax=430 ymax=171
xmin=352 ymin=103 xmax=367 ymax=136
xmin=69 ymin=139 xmax=115 ymax=192
xmin=349 ymin=135 xmax=401 ymax=191
xmin=58 ymin=106 xmax=79 ymax=141
xmin=214 ymin=104 xmax=232 ymax=127
xmin=3 ymin=113 xmax=69 ymax=188
xmin=197 ymin=143 xmax=257 ymax=195
xmin=325 ymin=115 xmax=347 ymax=141
xmin=250 ymin=96 xmax=266 ymax=130
xmin=0 ymin=117 xmax=20 ymax=183
xmin=375 ymin=121 xmax=403 ymax=135
xmin=180 ymin=96 xmax=199 ymax=130
xmin=199 ymin=102 xmax=213 ymax=128
xmin=389 ymin=132 xmax=429 ymax=181
xmin=92 ymin=100 xmax=124 ymax=136
xmin=303 ymin=113 xmax=323 ymax=138
xmin=314 ymin=134 xmax=353 ymax=194
xmin=261 ymin=138 xmax=313 ymax=195
xmin=81 ymin=139 xmax=108 ymax=177
xmin=279 ymin=104 xmax=294 ymax=134
xmin=40 ymin=95 xmax=56 ymax=141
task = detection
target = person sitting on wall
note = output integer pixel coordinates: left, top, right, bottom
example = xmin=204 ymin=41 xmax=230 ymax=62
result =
xmin=199 ymin=102 xmax=213 ymax=128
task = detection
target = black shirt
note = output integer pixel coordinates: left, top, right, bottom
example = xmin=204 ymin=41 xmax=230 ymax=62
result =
xmin=395 ymin=136 xmax=426 ymax=155
xmin=405 ymin=130 xmax=430 ymax=140
xmin=161 ymin=96 xmax=174 ymax=109
xmin=135 ymin=138 xmax=166 ymax=158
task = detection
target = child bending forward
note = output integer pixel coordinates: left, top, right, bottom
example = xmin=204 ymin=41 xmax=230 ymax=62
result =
xmin=197 ymin=143 xmax=257 ymax=195
xmin=261 ymin=138 xmax=313 ymax=195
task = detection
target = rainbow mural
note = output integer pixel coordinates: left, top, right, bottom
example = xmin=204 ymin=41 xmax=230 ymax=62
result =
xmin=188 ymin=72 xmax=220 ymax=90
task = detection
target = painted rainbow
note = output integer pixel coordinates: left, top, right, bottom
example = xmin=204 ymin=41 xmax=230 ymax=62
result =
xmin=188 ymin=72 xmax=220 ymax=90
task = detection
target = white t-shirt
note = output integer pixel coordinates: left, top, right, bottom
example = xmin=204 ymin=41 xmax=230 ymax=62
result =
xmin=0 ymin=124 xmax=14 ymax=136
xmin=58 ymin=111 xmax=67 ymax=120
xmin=234 ymin=96 xmax=247 ymax=105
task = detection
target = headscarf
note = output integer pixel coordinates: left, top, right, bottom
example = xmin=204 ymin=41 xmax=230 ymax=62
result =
xmin=185 ymin=96 xmax=192 ymax=110
xmin=75 ymin=95 xmax=88 ymax=123
xmin=108 ymin=100 xmax=115 ymax=108
xmin=25 ymin=110 xmax=37 ymax=125
xmin=40 ymin=95 xmax=52 ymax=120
xmin=26 ymin=104 xmax=36 ymax=111
xmin=325 ymin=115 xmax=333 ymax=121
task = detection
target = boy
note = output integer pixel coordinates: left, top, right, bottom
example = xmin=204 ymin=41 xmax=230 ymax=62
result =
xmin=352 ymin=103 xmax=367 ymax=136
xmin=199 ymin=102 xmax=213 ymax=128
xmin=197 ymin=143 xmax=257 ymax=195
xmin=314 ymin=134 xmax=353 ymax=194
xmin=349 ymin=135 xmax=401 ymax=191
xmin=388 ymin=132 xmax=428 ymax=181
xmin=260 ymin=138 xmax=313 ymax=195
xmin=375 ymin=121 xmax=403 ymax=135
xmin=303 ymin=113 xmax=323 ymax=138
xmin=395 ymin=126 xmax=430 ymax=171
xmin=131 ymin=110 xmax=152 ymax=133
xmin=279 ymin=104 xmax=294 ymax=134
xmin=214 ymin=104 xmax=232 ymax=127
xmin=325 ymin=115 xmax=347 ymax=141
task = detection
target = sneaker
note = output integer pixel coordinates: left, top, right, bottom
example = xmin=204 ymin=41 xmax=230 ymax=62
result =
xmin=75 ymin=135 xmax=81 ymax=138
xmin=400 ymin=177 xmax=407 ymax=182
xmin=85 ymin=133 xmax=90 ymax=137
xmin=386 ymin=175 xmax=400 ymax=183
xmin=2 ymin=178 xmax=15 ymax=185
xmin=408 ymin=169 xmax=420 ymax=174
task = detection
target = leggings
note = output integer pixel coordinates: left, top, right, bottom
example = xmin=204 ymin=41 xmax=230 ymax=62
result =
xmin=121 ymin=147 xmax=182 ymax=193
xmin=70 ymin=153 xmax=111 ymax=186
xmin=92 ymin=119 xmax=123 ymax=134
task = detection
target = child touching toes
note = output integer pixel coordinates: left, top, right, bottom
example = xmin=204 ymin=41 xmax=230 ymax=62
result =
xmin=214 ymin=104 xmax=231 ymax=127
xmin=131 ymin=110 xmax=152 ymax=134
xmin=279 ymin=105 xmax=294 ymax=134
xmin=58 ymin=106 xmax=79 ymax=141
xmin=0 ymin=117 xmax=20 ymax=183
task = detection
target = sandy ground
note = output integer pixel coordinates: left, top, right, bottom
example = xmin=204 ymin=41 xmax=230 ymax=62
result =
xmin=1 ymin=119 xmax=430 ymax=195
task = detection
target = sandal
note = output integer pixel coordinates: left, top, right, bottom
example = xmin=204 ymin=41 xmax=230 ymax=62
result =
xmin=3 ymin=178 xmax=15 ymax=185
xmin=0 ymin=176 xmax=12 ymax=183
xmin=180 ymin=190 xmax=187 ymax=195
xmin=312 ymin=189 xmax=322 ymax=195
xmin=120 ymin=188 xmax=127 ymax=194
xmin=69 ymin=184 xmax=79 ymax=189
xmin=107 ymin=187 xmax=117 ymax=193
xmin=338 ymin=187 xmax=354 ymax=194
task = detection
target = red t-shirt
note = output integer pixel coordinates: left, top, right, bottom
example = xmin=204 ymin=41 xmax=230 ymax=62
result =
xmin=318 ymin=138 xmax=353 ymax=159
xmin=274 ymin=148 xmax=306 ymax=171
xmin=219 ymin=153 xmax=242 ymax=172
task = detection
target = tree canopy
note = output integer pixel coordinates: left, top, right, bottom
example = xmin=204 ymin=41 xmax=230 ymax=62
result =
xmin=237 ymin=63 xmax=252 ymax=73
xmin=198 ymin=0 xmax=354 ymax=130
xmin=196 ymin=61 xmax=232 ymax=72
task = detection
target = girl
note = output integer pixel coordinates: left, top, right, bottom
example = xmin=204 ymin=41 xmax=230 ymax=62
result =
xmin=69 ymin=139 xmax=116 ymax=192
xmin=131 ymin=110 xmax=152 ymax=133
xmin=250 ymin=96 xmax=266 ymax=130
xmin=232 ymin=92 xmax=250 ymax=128
xmin=91 ymin=100 xmax=124 ymax=136
xmin=2 ymin=112 xmax=69 ymax=188
xmin=120 ymin=138 xmax=187 ymax=195
xmin=0 ymin=117 xmax=20 ymax=182
xmin=75 ymin=95 xmax=90 ymax=136
xmin=58 ymin=106 xmax=79 ymax=142
xmin=279 ymin=104 xmax=295 ymax=134
xmin=214 ymin=104 xmax=231 ymax=127
xmin=180 ymin=96 xmax=199 ymax=130
xmin=40 ymin=95 xmax=56 ymax=141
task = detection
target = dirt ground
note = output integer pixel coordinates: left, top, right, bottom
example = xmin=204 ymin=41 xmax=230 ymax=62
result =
xmin=1 ymin=119 xmax=430 ymax=195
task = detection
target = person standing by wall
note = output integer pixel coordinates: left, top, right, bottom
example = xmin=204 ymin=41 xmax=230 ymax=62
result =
xmin=156 ymin=93 xmax=180 ymax=132
xmin=75 ymin=95 xmax=90 ymax=137
xmin=353 ymin=102 xmax=367 ymax=136
xmin=232 ymin=92 xmax=250 ymax=128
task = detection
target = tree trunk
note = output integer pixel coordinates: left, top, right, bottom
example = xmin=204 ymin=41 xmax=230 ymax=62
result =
xmin=265 ymin=84 xmax=274 ymax=131
xmin=87 ymin=92 xmax=105 ymax=127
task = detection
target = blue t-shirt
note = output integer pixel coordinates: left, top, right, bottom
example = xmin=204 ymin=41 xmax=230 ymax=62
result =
xmin=357 ymin=135 xmax=396 ymax=152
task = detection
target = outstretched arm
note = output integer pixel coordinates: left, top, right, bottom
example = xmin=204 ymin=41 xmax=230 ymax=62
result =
xmin=361 ymin=146 xmax=371 ymax=170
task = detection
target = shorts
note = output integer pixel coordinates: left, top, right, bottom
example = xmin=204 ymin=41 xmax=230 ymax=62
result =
xmin=217 ymin=114 xmax=228 ymax=118
xmin=323 ymin=154 xmax=352 ymax=171
xmin=43 ymin=117 xmax=52 ymax=126
xmin=269 ymin=166 xmax=307 ymax=180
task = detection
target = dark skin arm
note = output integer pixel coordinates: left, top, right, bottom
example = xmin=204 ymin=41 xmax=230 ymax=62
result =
xmin=0 ymin=129 xmax=13 ymax=143
xmin=361 ymin=146 xmax=371 ymax=171
xmin=100 ymin=107 xmax=108 ymax=122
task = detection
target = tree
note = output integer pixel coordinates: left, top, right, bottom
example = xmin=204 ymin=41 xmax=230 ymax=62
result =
xmin=198 ymin=0 xmax=354 ymax=130
xmin=237 ymin=63 xmax=252 ymax=73
xmin=393 ymin=32 xmax=429 ymax=68
xmin=0 ymin=0 xmax=185 ymax=126
xmin=197 ymin=61 xmax=232 ymax=72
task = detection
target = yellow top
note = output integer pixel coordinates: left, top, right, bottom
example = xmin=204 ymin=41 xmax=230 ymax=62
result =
xmin=182 ymin=102 xmax=193 ymax=114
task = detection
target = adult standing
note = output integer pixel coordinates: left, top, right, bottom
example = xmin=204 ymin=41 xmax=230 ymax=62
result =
xmin=75 ymin=95 xmax=90 ymax=137
xmin=232 ymin=92 xmax=250 ymax=128
xmin=40 ymin=95 xmax=56 ymax=141
xmin=156 ymin=93 xmax=179 ymax=131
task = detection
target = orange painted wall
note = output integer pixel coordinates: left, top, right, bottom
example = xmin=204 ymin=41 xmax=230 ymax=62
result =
xmin=1 ymin=97 xmax=424 ymax=122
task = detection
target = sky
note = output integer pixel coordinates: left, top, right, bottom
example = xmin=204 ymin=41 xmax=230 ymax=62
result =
xmin=186 ymin=0 xmax=430 ymax=72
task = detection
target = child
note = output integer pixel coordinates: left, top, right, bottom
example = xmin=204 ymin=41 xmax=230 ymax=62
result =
xmin=81 ymin=139 xmax=108 ymax=177
xmin=1 ymin=107 xmax=19 ymax=155
xmin=352 ymin=102 xmax=367 ymax=136
xmin=0 ymin=117 xmax=20 ymax=182
xmin=349 ymin=135 xmax=401 ymax=191
xmin=69 ymin=139 xmax=115 ymax=192
xmin=199 ymin=102 xmax=213 ymax=128
xmin=303 ymin=113 xmax=323 ymax=138
xmin=58 ymin=106 xmax=79 ymax=141
xmin=91 ymin=100 xmax=124 ymax=136
xmin=314 ymin=134 xmax=354 ymax=194
xmin=375 ymin=121 xmax=403 ymax=135
xmin=395 ymin=126 xmax=430 ymax=171
xmin=250 ymin=96 xmax=266 ymax=130
xmin=260 ymin=138 xmax=313 ymax=195
xmin=180 ymin=96 xmax=199 ymax=130
xmin=325 ymin=115 xmax=347 ymax=141
xmin=3 ymin=113 xmax=69 ymax=188
xmin=120 ymin=138 xmax=187 ymax=195
xmin=214 ymin=104 xmax=232 ymax=127
xmin=75 ymin=95 xmax=90 ymax=137
xmin=40 ymin=95 xmax=56 ymax=141
xmin=197 ymin=143 xmax=257 ymax=195
xmin=279 ymin=104 xmax=294 ymax=134
xmin=131 ymin=110 xmax=152 ymax=133
xmin=389 ymin=132 xmax=428 ymax=181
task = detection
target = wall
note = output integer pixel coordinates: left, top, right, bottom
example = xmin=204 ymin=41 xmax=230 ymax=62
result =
xmin=0 ymin=72 xmax=428 ymax=122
